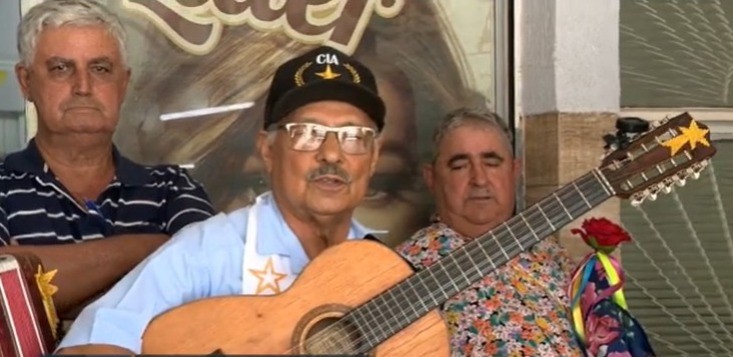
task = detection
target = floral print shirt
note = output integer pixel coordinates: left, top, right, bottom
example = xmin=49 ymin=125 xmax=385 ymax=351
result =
xmin=396 ymin=219 xmax=584 ymax=357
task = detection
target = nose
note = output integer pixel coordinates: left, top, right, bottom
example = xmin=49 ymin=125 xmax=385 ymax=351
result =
xmin=469 ymin=163 xmax=488 ymax=187
xmin=315 ymin=132 xmax=343 ymax=164
xmin=72 ymin=70 xmax=91 ymax=96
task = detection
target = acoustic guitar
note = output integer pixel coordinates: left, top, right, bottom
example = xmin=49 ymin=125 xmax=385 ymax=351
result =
xmin=142 ymin=113 xmax=716 ymax=356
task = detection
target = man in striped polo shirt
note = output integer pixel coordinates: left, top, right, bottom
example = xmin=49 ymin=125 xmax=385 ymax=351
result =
xmin=0 ymin=0 xmax=214 ymax=317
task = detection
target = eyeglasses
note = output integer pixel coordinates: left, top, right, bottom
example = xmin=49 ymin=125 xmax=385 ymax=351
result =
xmin=277 ymin=123 xmax=377 ymax=155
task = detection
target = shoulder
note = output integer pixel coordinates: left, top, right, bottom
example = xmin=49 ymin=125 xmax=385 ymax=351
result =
xmin=142 ymin=164 xmax=198 ymax=185
xmin=0 ymin=161 xmax=7 ymax=185
xmin=0 ymin=160 xmax=34 ymax=196
xmin=395 ymin=223 xmax=461 ymax=269
xmin=172 ymin=205 xmax=252 ymax=245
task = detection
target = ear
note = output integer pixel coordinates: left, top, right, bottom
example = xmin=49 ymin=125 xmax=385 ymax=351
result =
xmin=121 ymin=67 xmax=132 ymax=93
xmin=15 ymin=63 xmax=32 ymax=102
xmin=369 ymin=136 xmax=382 ymax=175
xmin=257 ymin=130 xmax=274 ymax=175
xmin=422 ymin=163 xmax=435 ymax=193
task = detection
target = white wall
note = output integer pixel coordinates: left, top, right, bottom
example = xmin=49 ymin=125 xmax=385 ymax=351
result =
xmin=0 ymin=0 xmax=25 ymax=155
xmin=517 ymin=0 xmax=620 ymax=115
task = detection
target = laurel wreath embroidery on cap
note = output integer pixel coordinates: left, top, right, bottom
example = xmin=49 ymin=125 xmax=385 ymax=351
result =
xmin=294 ymin=62 xmax=312 ymax=86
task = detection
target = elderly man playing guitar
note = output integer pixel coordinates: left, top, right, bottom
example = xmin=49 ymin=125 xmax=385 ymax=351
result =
xmin=56 ymin=45 xmax=450 ymax=355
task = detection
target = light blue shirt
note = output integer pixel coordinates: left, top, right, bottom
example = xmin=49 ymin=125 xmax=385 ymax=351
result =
xmin=57 ymin=192 xmax=376 ymax=353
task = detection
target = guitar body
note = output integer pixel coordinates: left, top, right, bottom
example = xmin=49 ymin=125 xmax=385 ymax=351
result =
xmin=142 ymin=240 xmax=450 ymax=356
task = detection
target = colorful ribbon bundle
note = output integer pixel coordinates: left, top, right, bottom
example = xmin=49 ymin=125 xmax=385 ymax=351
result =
xmin=568 ymin=218 xmax=656 ymax=357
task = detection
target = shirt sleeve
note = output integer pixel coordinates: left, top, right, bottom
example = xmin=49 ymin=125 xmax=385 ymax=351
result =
xmin=57 ymin=214 xmax=242 ymax=353
xmin=163 ymin=167 xmax=215 ymax=235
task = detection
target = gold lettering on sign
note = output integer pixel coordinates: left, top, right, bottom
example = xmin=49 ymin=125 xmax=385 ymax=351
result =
xmin=122 ymin=0 xmax=405 ymax=56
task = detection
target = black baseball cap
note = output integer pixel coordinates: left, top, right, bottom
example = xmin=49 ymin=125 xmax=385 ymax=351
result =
xmin=263 ymin=46 xmax=386 ymax=131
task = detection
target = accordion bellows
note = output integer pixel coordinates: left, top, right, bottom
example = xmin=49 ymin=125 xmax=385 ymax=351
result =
xmin=0 ymin=253 xmax=58 ymax=357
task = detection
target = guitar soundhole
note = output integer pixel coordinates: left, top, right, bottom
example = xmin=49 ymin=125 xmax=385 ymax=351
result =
xmin=302 ymin=317 xmax=363 ymax=355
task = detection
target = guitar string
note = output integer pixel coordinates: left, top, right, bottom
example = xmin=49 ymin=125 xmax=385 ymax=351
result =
xmin=296 ymin=148 xmax=699 ymax=354
xmin=289 ymin=170 xmax=612 ymax=354
xmin=297 ymin=174 xmax=605 ymax=354
xmin=350 ymin=174 xmax=610 ymax=353
xmin=286 ymin=128 xmax=704 ymax=353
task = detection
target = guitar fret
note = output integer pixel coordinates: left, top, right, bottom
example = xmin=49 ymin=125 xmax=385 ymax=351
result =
xmin=533 ymin=205 xmax=555 ymax=231
xmin=440 ymin=263 xmax=460 ymax=292
xmin=553 ymin=192 xmax=574 ymax=219
xmin=386 ymin=288 xmax=409 ymax=326
xmin=572 ymin=181 xmax=592 ymax=208
xmin=491 ymin=232 xmax=510 ymax=260
xmin=449 ymin=254 xmax=470 ymax=286
xmin=416 ymin=273 xmax=441 ymax=308
xmin=592 ymin=168 xmax=614 ymax=195
xmin=463 ymin=248 xmax=483 ymax=282
xmin=477 ymin=242 xmax=497 ymax=270
xmin=519 ymin=213 xmax=550 ymax=241
xmin=348 ymin=310 xmax=372 ymax=347
xmin=371 ymin=297 xmax=390 ymax=342
xmin=396 ymin=283 xmax=421 ymax=321
xmin=425 ymin=263 xmax=449 ymax=301
xmin=503 ymin=222 xmax=523 ymax=251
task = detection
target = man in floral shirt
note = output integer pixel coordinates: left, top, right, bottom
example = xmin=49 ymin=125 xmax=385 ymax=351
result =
xmin=396 ymin=108 xmax=584 ymax=356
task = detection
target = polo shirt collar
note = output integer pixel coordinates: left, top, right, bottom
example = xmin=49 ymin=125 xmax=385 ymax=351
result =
xmin=4 ymin=138 xmax=150 ymax=186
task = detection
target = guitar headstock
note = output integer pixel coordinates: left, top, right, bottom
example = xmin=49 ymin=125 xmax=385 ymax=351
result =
xmin=600 ymin=112 xmax=717 ymax=206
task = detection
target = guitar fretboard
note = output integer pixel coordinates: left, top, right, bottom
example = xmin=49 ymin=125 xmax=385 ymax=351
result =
xmin=346 ymin=169 xmax=614 ymax=352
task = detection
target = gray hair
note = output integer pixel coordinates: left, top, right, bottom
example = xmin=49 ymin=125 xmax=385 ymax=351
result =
xmin=431 ymin=107 xmax=514 ymax=159
xmin=17 ymin=0 xmax=127 ymax=66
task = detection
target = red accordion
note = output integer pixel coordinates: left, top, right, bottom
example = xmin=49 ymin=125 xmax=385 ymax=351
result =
xmin=0 ymin=253 xmax=58 ymax=357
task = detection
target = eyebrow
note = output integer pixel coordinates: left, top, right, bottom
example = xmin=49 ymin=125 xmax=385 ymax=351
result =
xmin=297 ymin=117 xmax=369 ymax=128
xmin=446 ymin=151 xmax=505 ymax=167
xmin=45 ymin=56 xmax=113 ymax=65
xmin=89 ymin=57 xmax=113 ymax=64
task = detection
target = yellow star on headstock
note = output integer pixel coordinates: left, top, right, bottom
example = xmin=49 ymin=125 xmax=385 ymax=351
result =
xmin=35 ymin=265 xmax=59 ymax=338
xmin=662 ymin=120 xmax=710 ymax=156
xmin=315 ymin=64 xmax=341 ymax=80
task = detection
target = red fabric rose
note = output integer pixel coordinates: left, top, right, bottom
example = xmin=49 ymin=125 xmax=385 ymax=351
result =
xmin=571 ymin=217 xmax=631 ymax=253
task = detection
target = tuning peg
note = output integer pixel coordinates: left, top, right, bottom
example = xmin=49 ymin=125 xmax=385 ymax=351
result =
xmin=631 ymin=196 xmax=644 ymax=207
xmin=693 ymin=161 xmax=709 ymax=172
xmin=648 ymin=192 xmax=658 ymax=201
xmin=663 ymin=185 xmax=673 ymax=194
xmin=676 ymin=178 xmax=687 ymax=186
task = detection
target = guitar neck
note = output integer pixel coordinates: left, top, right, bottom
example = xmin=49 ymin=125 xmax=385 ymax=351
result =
xmin=347 ymin=169 xmax=615 ymax=351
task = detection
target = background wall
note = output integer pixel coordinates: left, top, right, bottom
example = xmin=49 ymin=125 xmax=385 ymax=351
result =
xmin=0 ymin=0 xmax=25 ymax=157
xmin=516 ymin=0 xmax=621 ymax=262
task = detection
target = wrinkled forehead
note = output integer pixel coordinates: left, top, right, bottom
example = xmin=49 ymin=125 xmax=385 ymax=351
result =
xmin=435 ymin=122 xmax=514 ymax=159
xmin=34 ymin=25 xmax=123 ymax=60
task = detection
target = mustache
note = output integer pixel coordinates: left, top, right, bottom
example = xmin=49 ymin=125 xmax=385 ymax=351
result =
xmin=307 ymin=164 xmax=351 ymax=183
xmin=62 ymin=99 xmax=103 ymax=111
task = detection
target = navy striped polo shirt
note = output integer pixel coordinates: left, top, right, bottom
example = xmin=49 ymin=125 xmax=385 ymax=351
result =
xmin=0 ymin=139 xmax=215 ymax=245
